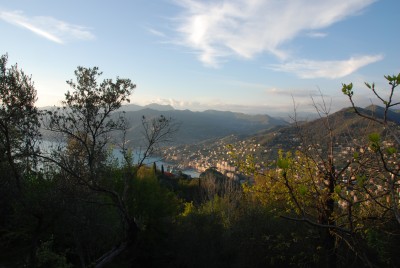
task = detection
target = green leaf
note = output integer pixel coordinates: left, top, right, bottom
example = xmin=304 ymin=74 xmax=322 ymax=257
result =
xmin=387 ymin=147 xmax=397 ymax=155
xmin=334 ymin=185 xmax=342 ymax=194
xmin=385 ymin=75 xmax=394 ymax=82
xmin=298 ymin=185 xmax=307 ymax=196
xmin=341 ymin=83 xmax=353 ymax=96
xmin=357 ymin=175 xmax=367 ymax=187
xmin=368 ymin=133 xmax=380 ymax=143
xmin=277 ymin=158 xmax=289 ymax=169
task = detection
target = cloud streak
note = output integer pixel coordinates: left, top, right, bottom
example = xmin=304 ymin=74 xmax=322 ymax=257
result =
xmin=173 ymin=0 xmax=376 ymax=67
xmin=270 ymin=55 xmax=384 ymax=79
xmin=265 ymin=87 xmax=319 ymax=97
xmin=139 ymin=97 xmax=295 ymax=115
xmin=0 ymin=10 xmax=95 ymax=44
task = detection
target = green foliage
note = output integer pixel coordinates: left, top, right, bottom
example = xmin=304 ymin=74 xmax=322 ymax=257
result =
xmin=368 ymin=132 xmax=381 ymax=151
xmin=47 ymin=66 xmax=136 ymax=184
xmin=181 ymin=201 xmax=195 ymax=217
xmin=384 ymin=73 xmax=400 ymax=86
xmin=341 ymin=82 xmax=353 ymax=97
xmin=0 ymin=53 xmax=40 ymax=185
xmin=129 ymin=170 xmax=182 ymax=236
xmin=386 ymin=147 xmax=397 ymax=155
xmin=36 ymin=237 xmax=73 ymax=268
xmin=64 ymin=66 xmax=135 ymax=112
xmin=169 ymin=195 xmax=322 ymax=268
xmin=356 ymin=175 xmax=367 ymax=187
xmin=364 ymin=228 xmax=400 ymax=266
xmin=298 ymin=184 xmax=307 ymax=196
xmin=368 ymin=132 xmax=380 ymax=143
xmin=334 ymin=185 xmax=342 ymax=194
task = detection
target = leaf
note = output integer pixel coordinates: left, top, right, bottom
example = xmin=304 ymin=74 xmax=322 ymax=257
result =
xmin=298 ymin=184 xmax=307 ymax=196
xmin=386 ymin=147 xmax=397 ymax=155
xmin=277 ymin=158 xmax=289 ymax=169
xmin=356 ymin=175 xmax=367 ymax=187
xmin=368 ymin=133 xmax=380 ymax=143
xmin=334 ymin=185 xmax=342 ymax=194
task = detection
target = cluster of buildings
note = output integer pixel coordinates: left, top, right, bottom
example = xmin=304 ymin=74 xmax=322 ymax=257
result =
xmin=162 ymin=136 xmax=267 ymax=181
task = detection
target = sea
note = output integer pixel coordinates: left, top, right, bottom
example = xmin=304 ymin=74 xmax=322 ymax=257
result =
xmin=40 ymin=140 xmax=200 ymax=178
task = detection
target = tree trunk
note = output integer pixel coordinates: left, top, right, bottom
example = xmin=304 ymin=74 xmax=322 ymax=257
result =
xmin=28 ymin=215 xmax=43 ymax=268
xmin=95 ymin=242 xmax=128 ymax=268
xmin=94 ymin=220 xmax=139 ymax=268
xmin=324 ymin=168 xmax=337 ymax=268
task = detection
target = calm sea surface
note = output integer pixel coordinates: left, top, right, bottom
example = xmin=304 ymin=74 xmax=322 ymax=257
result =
xmin=40 ymin=140 xmax=200 ymax=178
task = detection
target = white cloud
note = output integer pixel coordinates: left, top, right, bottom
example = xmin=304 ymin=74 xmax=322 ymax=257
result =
xmin=173 ymin=0 xmax=376 ymax=66
xmin=0 ymin=10 xmax=95 ymax=44
xmin=265 ymin=87 xmax=319 ymax=97
xmin=146 ymin=27 xmax=166 ymax=38
xmin=307 ymin=32 xmax=328 ymax=38
xmin=270 ymin=54 xmax=384 ymax=79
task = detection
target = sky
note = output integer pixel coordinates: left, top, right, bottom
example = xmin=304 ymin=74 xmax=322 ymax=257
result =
xmin=0 ymin=0 xmax=399 ymax=116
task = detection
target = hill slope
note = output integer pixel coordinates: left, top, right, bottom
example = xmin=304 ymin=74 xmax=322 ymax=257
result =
xmin=122 ymin=108 xmax=288 ymax=145
xmin=161 ymin=106 xmax=400 ymax=171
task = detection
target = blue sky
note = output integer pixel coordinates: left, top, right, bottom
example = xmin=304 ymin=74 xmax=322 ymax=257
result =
xmin=0 ymin=0 xmax=399 ymax=115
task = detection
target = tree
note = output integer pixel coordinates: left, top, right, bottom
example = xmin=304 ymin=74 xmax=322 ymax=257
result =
xmin=42 ymin=66 xmax=179 ymax=267
xmin=137 ymin=114 xmax=179 ymax=167
xmin=45 ymin=66 xmax=134 ymax=182
xmin=231 ymin=94 xmax=384 ymax=267
xmin=0 ymin=53 xmax=40 ymax=190
xmin=342 ymin=74 xmax=400 ymax=225
xmin=40 ymin=66 xmax=136 ymax=267
xmin=0 ymin=54 xmax=58 ymax=267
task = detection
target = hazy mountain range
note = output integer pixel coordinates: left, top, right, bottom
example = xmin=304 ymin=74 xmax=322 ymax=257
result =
xmin=41 ymin=103 xmax=400 ymax=149
xmin=119 ymin=104 xmax=288 ymax=145
xmin=236 ymin=104 xmax=400 ymax=155
xmin=40 ymin=103 xmax=288 ymax=146
xmin=162 ymin=105 xmax=400 ymax=166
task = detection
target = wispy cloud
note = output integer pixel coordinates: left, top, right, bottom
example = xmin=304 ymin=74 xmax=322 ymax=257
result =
xmin=0 ymin=10 xmax=95 ymax=44
xmin=138 ymin=97 xmax=296 ymax=115
xmin=173 ymin=0 xmax=376 ymax=67
xmin=306 ymin=32 xmax=328 ymax=38
xmin=146 ymin=27 xmax=166 ymax=38
xmin=270 ymin=54 xmax=384 ymax=79
xmin=265 ymin=87 xmax=319 ymax=97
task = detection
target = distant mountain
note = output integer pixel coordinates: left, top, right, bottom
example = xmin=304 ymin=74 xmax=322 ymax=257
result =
xmin=39 ymin=103 xmax=175 ymax=113
xmin=143 ymin=103 xmax=174 ymax=111
xmin=363 ymin=105 xmax=400 ymax=124
xmin=118 ymin=103 xmax=143 ymax=112
xmin=168 ymin=105 xmax=400 ymax=165
xmin=242 ymin=105 xmax=400 ymax=158
xmin=40 ymin=105 xmax=287 ymax=145
xmin=119 ymin=103 xmax=175 ymax=112
xmin=120 ymin=108 xmax=288 ymax=146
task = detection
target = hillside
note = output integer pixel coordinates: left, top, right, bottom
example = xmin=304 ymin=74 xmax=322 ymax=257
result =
xmin=254 ymin=105 xmax=400 ymax=148
xmin=121 ymin=108 xmax=287 ymax=146
xmin=119 ymin=103 xmax=175 ymax=112
xmin=40 ymin=105 xmax=288 ymax=146
xmin=162 ymin=106 xmax=400 ymax=171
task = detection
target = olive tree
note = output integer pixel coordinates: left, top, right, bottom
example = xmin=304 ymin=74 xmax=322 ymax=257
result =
xmin=0 ymin=54 xmax=46 ymax=267
xmin=0 ymin=53 xmax=40 ymax=190
xmin=42 ymin=66 xmax=178 ymax=267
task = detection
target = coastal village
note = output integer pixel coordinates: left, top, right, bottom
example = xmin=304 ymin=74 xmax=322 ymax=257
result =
xmin=162 ymin=125 xmax=398 ymax=185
